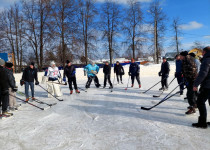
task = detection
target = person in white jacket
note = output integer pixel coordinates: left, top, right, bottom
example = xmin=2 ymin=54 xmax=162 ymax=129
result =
xmin=46 ymin=61 xmax=62 ymax=98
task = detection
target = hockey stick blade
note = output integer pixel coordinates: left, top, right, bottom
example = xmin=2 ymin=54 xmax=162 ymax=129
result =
xmin=141 ymin=107 xmax=151 ymax=110
xmin=153 ymin=95 xmax=160 ymax=97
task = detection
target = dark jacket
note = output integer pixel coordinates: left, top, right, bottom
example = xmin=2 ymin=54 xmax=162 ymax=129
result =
xmin=182 ymin=55 xmax=197 ymax=81
xmin=114 ymin=64 xmax=124 ymax=75
xmin=0 ymin=66 xmax=16 ymax=92
xmin=22 ymin=67 xmax=38 ymax=82
xmin=160 ymin=61 xmax=170 ymax=75
xmin=129 ymin=63 xmax=140 ymax=76
xmin=63 ymin=65 xmax=76 ymax=78
xmin=175 ymin=60 xmax=182 ymax=73
xmin=194 ymin=51 xmax=210 ymax=89
xmin=103 ymin=65 xmax=111 ymax=75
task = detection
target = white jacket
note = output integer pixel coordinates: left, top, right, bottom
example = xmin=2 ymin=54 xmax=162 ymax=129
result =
xmin=47 ymin=67 xmax=61 ymax=79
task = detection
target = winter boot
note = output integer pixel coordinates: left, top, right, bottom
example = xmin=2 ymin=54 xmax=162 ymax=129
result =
xmin=103 ymin=86 xmax=106 ymax=88
xmin=192 ymin=117 xmax=207 ymax=129
xmin=159 ymin=87 xmax=164 ymax=91
xmin=180 ymin=90 xmax=183 ymax=95
xmin=139 ymin=84 xmax=141 ymax=88
xmin=70 ymin=90 xmax=73 ymax=95
xmin=25 ymin=98 xmax=29 ymax=102
xmin=76 ymin=90 xmax=80 ymax=94
xmin=131 ymin=84 xmax=134 ymax=87
xmin=185 ymin=107 xmax=196 ymax=115
xmin=121 ymin=81 xmax=123 ymax=84
xmin=32 ymin=97 xmax=36 ymax=100
xmin=109 ymin=86 xmax=113 ymax=89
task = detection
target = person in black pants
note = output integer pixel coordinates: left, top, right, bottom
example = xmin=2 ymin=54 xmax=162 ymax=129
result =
xmin=175 ymin=54 xmax=184 ymax=95
xmin=21 ymin=62 xmax=39 ymax=101
xmin=159 ymin=57 xmax=170 ymax=91
xmin=129 ymin=58 xmax=141 ymax=88
xmin=114 ymin=61 xmax=124 ymax=84
xmin=192 ymin=47 xmax=210 ymax=128
xmin=0 ymin=59 xmax=16 ymax=117
xmin=103 ymin=61 xmax=113 ymax=89
xmin=63 ymin=60 xmax=80 ymax=95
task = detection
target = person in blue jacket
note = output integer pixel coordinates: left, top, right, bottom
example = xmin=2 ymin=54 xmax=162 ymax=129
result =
xmin=128 ymin=58 xmax=141 ymax=88
xmin=175 ymin=54 xmax=184 ymax=95
xmin=84 ymin=61 xmax=101 ymax=89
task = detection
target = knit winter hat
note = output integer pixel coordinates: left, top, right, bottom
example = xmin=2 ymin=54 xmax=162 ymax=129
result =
xmin=0 ymin=59 xmax=5 ymax=66
xmin=5 ymin=62 xmax=13 ymax=68
xmin=30 ymin=62 xmax=35 ymax=66
xmin=66 ymin=60 xmax=70 ymax=64
xmin=50 ymin=61 xmax=56 ymax=66
xmin=180 ymin=51 xmax=188 ymax=57
xmin=189 ymin=53 xmax=196 ymax=58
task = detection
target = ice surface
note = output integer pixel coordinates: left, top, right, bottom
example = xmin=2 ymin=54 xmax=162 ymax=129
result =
xmin=1 ymin=62 xmax=210 ymax=150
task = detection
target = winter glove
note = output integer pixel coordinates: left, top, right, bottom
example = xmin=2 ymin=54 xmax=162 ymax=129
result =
xmin=165 ymin=74 xmax=169 ymax=78
xmin=35 ymin=81 xmax=39 ymax=85
xmin=20 ymin=80 xmax=24 ymax=86
xmin=72 ymin=71 xmax=76 ymax=75
xmin=128 ymin=72 xmax=131 ymax=76
xmin=12 ymin=86 xmax=18 ymax=92
xmin=158 ymin=72 xmax=162 ymax=76
xmin=63 ymin=77 xmax=66 ymax=82
xmin=84 ymin=70 xmax=87 ymax=76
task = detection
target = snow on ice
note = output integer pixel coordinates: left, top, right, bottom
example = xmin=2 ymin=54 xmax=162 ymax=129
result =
xmin=0 ymin=62 xmax=210 ymax=150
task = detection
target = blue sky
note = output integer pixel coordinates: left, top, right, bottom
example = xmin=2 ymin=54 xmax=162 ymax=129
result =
xmin=1 ymin=0 xmax=210 ymax=54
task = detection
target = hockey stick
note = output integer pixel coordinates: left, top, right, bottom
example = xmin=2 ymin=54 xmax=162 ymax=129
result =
xmin=125 ymin=76 xmax=131 ymax=90
xmin=10 ymin=94 xmax=47 ymax=110
xmin=38 ymin=85 xmax=63 ymax=101
xmin=78 ymin=87 xmax=87 ymax=92
xmin=17 ymin=91 xmax=57 ymax=107
xmin=153 ymin=77 xmax=176 ymax=97
xmin=142 ymin=77 xmax=167 ymax=94
xmin=141 ymin=83 xmax=184 ymax=110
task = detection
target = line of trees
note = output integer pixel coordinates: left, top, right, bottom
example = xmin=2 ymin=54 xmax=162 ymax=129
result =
xmin=0 ymin=0 xmax=182 ymax=72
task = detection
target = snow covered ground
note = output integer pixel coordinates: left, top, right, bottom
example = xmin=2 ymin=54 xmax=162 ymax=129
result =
xmin=1 ymin=62 xmax=210 ymax=150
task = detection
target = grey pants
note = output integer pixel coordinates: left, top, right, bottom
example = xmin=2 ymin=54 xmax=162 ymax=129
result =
xmin=9 ymin=88 xmax=17 ymax=107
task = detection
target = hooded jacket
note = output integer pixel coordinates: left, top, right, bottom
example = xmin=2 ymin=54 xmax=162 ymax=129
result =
xmin=64 ymin=65 xmax=76 ymax=78
xmin=0 ymin=66 xmax=16 ymax=92
xmin=84 ymin=64 xmax=100 ymax=77
xmin=194 ymin=51 xmax=210 ymax=89
xmin=114 ymin=64 xmax=124 ymax=75
xmin=129 ymin=63 xmax=140 ymax=76
xmin=182 ymin=55 xmax=197 ymax=81
xmin=22 ymin=66 xmax=38 ymax=82
xmin=103 ymin=64 xmax=111 ymax=75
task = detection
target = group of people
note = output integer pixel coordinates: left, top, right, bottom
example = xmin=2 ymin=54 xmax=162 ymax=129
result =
xmin=0 ymin=47 xmax=209 ymax=129
xmin=173 ymin=47 xmax=210 ymax=129
xmin=0 ymin=60 xmax=19 ymax=118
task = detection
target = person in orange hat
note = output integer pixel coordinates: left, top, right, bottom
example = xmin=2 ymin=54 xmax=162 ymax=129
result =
xmin=128 ymin=58 xmax=141 ymax=88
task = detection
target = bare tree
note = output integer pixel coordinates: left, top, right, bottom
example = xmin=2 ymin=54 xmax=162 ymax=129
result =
xmin=77 ymin=0 xmax=97 ymax=65
xmin=100 ymin=0 xmax=121 ymax=64
xmin=123 ymin=0 xmax=143 ymax=60
xmin=51 ymin=0 xmax=77 ymax=67
xmin=148 ymin=0 xmax=167 ymax=64
xmin=172 ymin=17 xmax=182 ymax=54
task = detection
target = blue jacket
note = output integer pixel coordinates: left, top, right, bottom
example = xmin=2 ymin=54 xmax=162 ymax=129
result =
xmin=129 ymin=63 xmax=140 ymax=76
xmin=84 ymin=64 xmax=100 ymax=77
xmin=176 ymin=60 xmax=182 ymax=73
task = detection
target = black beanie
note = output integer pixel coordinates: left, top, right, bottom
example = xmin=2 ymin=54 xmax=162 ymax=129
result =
xmin=5 ymin=62 xmax=13 ymax=68
xmin=180 ymin=51 xmax=188 ymax=57
xmin=189 ymin=53 xmax=196 ymax=58
xmin=66 ymin=60 xmax=70 ymax=64
xmin=30 ymin=62 xmax=35 ymax=66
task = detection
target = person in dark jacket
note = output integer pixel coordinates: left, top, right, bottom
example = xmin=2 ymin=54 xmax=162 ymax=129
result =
xmin=159 ymin=57 xmax=170 ymax=91
xmin=180 ymin=51 xmax=197 ymax=115
xmin=103 ymin=61 xmax=113 ymax=89
xmin=0 ymin=59 xmax=16 ymax=117
xmin=114 ymin=61 xmax=124 ymax=84
xmin=129 ymin=58 xmax=141 ymax=88
xmin=21 ymin=62 xmax=39 ymax=101
xmin=192 ymin=47 xmax=210 ymax=128
xmin=175 ymin=54 xmax=184 ymax=95
xmin=63 ymin=60 xmax=80 ymax=95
